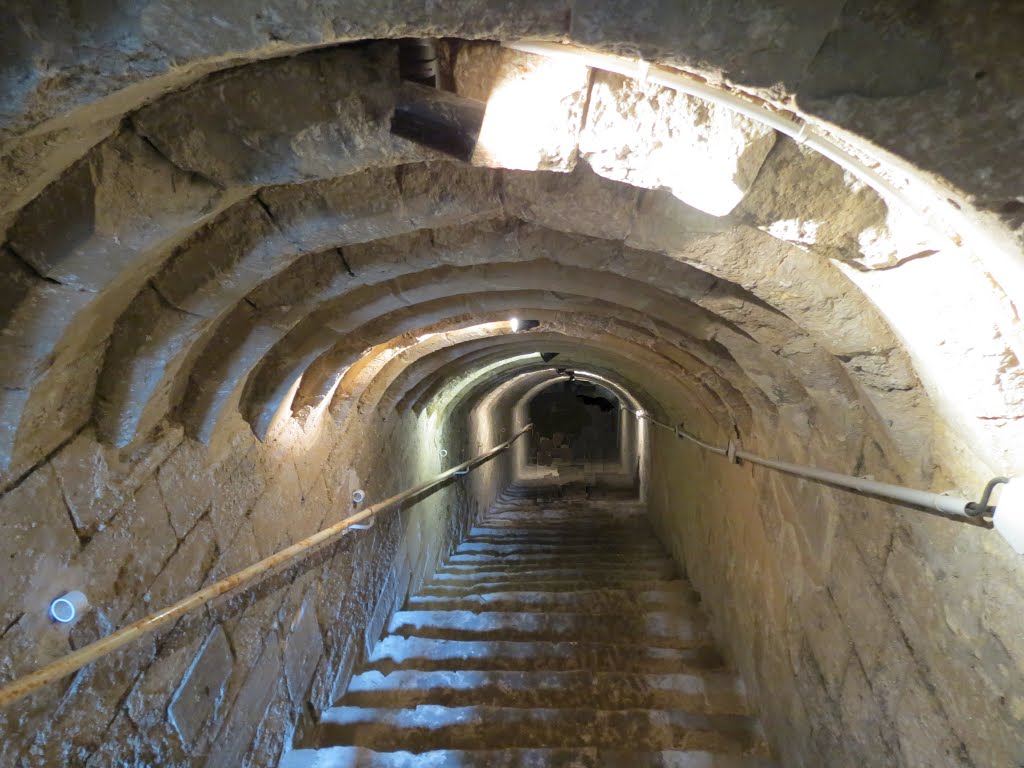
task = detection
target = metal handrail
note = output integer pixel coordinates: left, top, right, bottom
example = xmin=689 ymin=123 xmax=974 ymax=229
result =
xmin=632 ymin=409 xmax=1000 ymax=522
xmin=0 ymin=424 xmax=533 ymax=708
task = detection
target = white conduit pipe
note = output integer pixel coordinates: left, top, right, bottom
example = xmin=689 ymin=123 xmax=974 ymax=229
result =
xmin=503 ymin=41 xmax=944 ymax=241
xmin=631 ymin=409 xmax=982 ymax=519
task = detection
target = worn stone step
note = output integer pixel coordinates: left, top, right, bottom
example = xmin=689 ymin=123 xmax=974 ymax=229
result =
xmin=438 ymin=562 xmax=678 ymax=579
xmin=426 ymin=571 xmax=686 ymax=591
xmin=446 ymin=552 xmax=672 ymax=567
xmin=386 ymin=610 xmax=707 ymax=647
xmin=469 ymin=524 xmax=651 ymax=537
xmin=454 ymin=542 xmax=666 ymax=557
xmin=406 ymin=588 xmax=699 ymax=614
xmin=449 ymin=549 xmax=667 ymax=563
xmin=417 ymin=577 xmax=689 ymax=597
xmin=280 ymin=747 xmax=767 ymax=768
xmin=367 ymin=637 xmax=724 ymax=674
xmin=460 ymin=536 xmax=662 ymax=551
xmin=340 ymin=670 xmax=750 ymax=713
xmin=315 ymin=705 xmax=759 ymax=752
xmin=481 ymin=513 xmax=648 ymax=525
xmin=281 ymin=746 xmax=777 ymax=768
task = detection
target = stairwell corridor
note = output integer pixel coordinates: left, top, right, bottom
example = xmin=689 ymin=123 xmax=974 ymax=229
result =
xmin=282 ymin=483 xmax=776 ymax=767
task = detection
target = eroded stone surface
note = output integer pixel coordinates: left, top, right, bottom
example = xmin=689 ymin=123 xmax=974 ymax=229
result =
xmin=580 ymin=71 xmax=776 ymax=216
xmin=169 ymin=625 xmax=234 ymax=748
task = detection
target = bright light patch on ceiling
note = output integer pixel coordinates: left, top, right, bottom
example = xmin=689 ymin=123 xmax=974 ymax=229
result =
xmin=471 ymin=53 xmax=590 ymax=172
xmin=766 ymin=218 xmax=820 ymax=247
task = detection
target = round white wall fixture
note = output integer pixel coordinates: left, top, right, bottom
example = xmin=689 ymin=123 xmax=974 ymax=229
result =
xmin=439 ymin=449 xmax=449 ymax=458
xmin=352 ymin=489 xmax=366 ymax=504
xmin=49 ymin=591 xmax=88 ymax=624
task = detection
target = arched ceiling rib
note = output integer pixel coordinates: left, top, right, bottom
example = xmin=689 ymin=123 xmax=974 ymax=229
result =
xmin=1 ymin=30 xmax=1021 ymax=490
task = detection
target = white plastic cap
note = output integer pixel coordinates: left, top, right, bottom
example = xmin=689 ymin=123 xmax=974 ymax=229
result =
xmin=49 ymin=591 xmax=89 ymax=624
xmin=994 ymin=477 xmax=1024 ymax=555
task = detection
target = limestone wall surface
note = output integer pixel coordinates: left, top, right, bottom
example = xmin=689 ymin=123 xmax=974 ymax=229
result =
xmin=647 ymin=418 xmax=1024 ymax=768
xmin=0 ymin=398 xmax=514 ymax=767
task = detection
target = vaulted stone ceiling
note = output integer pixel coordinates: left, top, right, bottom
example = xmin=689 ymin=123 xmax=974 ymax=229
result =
xmin=2 ymin=28 xmax=1022 ymax=492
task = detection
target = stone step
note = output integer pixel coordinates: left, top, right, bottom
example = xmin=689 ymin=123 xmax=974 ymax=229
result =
xmin=386 ymin=610 xmax=707 ymax=647
xmin=425 ymin=572 xmax=687 ymax=591
xmin=367 ymin=637 xmax=724 ymax=674
xmin=314 ymin=705 xmax=760 ymax=753
xmin=481 ymin=513 xmax=648 ymax=525
xmin=454 ymin=542 xmax=666 ymax=557
xmin=446 ymin=552 xmax=673 ymax=567
xmin=341 ymin=670 xmax=750 ymax=713
xmin=417 ymin=577 xmax=689 ymax=597
xmin=462 ymin=534 xmax=662 ymax=548
xmin=406 ymin=588 xmax=699 ymax=614
xmin=282 ymin=747 xmax=776 ymax=768
xmin=437 ymin=562 xmax=678 ymax=579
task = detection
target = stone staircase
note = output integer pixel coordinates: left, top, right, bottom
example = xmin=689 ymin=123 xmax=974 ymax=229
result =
xmin=281 ymin=483 xmax=776 ymax=767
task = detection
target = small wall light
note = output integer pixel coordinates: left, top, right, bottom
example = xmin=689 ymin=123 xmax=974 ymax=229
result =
xmin=510 ymin=318 xmax=520 ymax=332
xmin=439 ymin=449 xmax=449 ymax=458
xmin=49 ymin=591 xmax=88 ymax=624
xmin=352 ymin=489 xmax=366 ymax=504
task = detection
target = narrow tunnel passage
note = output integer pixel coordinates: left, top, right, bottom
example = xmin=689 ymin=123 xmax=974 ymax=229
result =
xmin=1 ymin=9 xmax=1023 ymax=768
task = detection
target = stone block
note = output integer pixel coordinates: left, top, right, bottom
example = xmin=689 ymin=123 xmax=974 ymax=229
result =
xmin=204 ymin=630 xmax=282 ymax=768
xmin=894 ymin=668 xmax=971 ymax=767
xmin=6 ymin=129 xmax=221 ymax=291
xmin=398 ymin=161 xmax=503 ymax=230
xmin=503 ymin=163 xmax=639 ymax=241
xmin=364 ymin=567 xmax=398 ymax=654
xmin=208 ymin=442 xmax=269 ymax=549
xmin=157 ymin=440 xmax=214 ymax=539
xmin=249 ymin=462 xmax=303 ymax=557
xmin=152 ymin=198 xmax=285 ymax=318
xmin=139 ymin=517 xmax=217 ymax=620
xmin=93 ymin=285 xmax=206 ymax=447
xmin=454 ymin=42 xmax=590 ymax=173
xmin=284 ymin=590 xmax=325 ymax=705
xmin=29 ymin=621 xmax=158 ymax=766
xmin=71 ymin=491 xmax=176 ymax=624
xmin=169 ymin=625 xmax=234 ymax=749
xmin=0 ymin=247 xmax=95 ymax=388
xmin=243 ymin=677 xmax=292 ymax=768
xmin=827 ymin=526 xmax=901 ymax=679
xmin=838 ymin=658 xmax=894 ymax=762
xmin=260 ymin=166 xmax=406 ymax=252
xmin=580 ymin=71 xmax=776 ymax=216
xmin=327 ymin=632 xmax=360 ymax=706
xmin=626 ymin=189 xmax=732 ymax=254
xmin=126 ymin=621 xmax=205 ymax=730
xmin=134 ymin=44 xmax=416 ymax=187
xmin=795 ymin=588 xmax=853 ymax=700
xmin=85 ymin=709 xmax=190 ymax=767
xmin=0 ymin=465 xmax=81 ymax=630
xmin=51 ymin=432 xmax=126 ymax=535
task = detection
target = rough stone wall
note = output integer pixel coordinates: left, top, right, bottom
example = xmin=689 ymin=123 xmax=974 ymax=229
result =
xmin=647 ymin=419 xmax=1024 ymax=767
xmin=0 ymin=402 xmax=506 ymax=767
